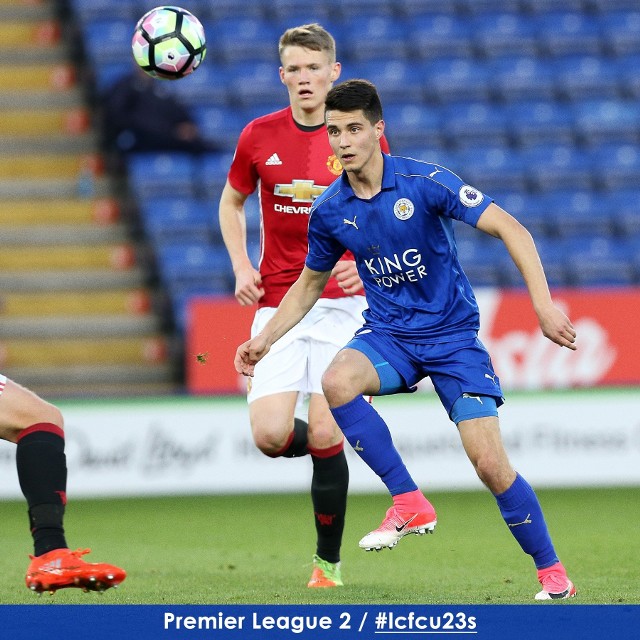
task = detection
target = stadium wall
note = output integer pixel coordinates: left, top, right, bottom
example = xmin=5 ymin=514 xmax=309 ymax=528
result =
xmin=186 ymin=289 xmax=640 ymax=394
xmin=0 ymin=389 xmax=639 ymax=499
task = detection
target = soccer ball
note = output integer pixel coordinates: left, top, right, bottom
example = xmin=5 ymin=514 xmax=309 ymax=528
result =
xmin=131 ymin=6 xmax=206 ymax=80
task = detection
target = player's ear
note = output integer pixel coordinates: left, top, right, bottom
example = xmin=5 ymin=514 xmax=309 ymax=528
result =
xmin=375 ymin=120 xmax=385 ymax=140
xmin=330 ymin=62 xmax=341 ymax=82
xmin=279 ymin=66 xmax=285 ymax=84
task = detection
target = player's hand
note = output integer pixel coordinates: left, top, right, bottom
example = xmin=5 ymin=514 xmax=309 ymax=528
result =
xmin=234 ymin=335 xmax=270 ymax=376
xmin=538 ymin=305 xmax=577 ymax=350
xmin=234 ymin=266 xmax=265 ymax=306
xmin=331 ymin=260 xmax=363 ymax=295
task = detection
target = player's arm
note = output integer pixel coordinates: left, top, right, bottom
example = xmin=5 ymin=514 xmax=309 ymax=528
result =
xmin=476 ymin=202 xmax=577 ymax=350
xmin=235 ymin=266 xmax=331 ymax=376
xmin=219 ymin=180 xmax=264 ymax=305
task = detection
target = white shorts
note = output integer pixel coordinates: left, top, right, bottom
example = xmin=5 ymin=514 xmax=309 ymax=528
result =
xmin=247 ymin=296 xmax=367 ymax=405
xmin=0 ymin=374 xmax=7 ymax=397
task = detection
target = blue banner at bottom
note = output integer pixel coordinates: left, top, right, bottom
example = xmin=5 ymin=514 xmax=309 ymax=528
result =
xmin=1 ymin=604 xmax=638 ymax=640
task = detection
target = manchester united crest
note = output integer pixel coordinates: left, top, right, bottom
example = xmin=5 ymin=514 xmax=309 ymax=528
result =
xmin=326 ymin=154 xmax=343 ymax=176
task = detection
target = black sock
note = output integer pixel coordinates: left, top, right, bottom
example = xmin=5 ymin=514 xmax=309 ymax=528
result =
xmin=280 ymin=418 xmax=309 ymax=458
xmin=311 ymin=447 xmax=349 ymax=563
xmin=16 ymin=426 xmax=68 ymax=556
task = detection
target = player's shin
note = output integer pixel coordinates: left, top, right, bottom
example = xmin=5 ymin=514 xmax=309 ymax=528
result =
xmin=310 ymin=442 xmax=348 ymax=563
xmin=330 ymin=396 xmax=417 ymax=495
xmin=495 ymin=473 xmax=558 ymax=569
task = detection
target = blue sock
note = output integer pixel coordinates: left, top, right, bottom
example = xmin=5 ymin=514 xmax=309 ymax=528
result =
xmin=330 ymin=396 xmax=417 ymax=495
xmin=495 ymin=473 xmax=558 ymax=569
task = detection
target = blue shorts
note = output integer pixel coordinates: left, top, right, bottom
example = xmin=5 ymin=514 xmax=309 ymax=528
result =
xmin=345 ymin=329 xmax=504 ymax=419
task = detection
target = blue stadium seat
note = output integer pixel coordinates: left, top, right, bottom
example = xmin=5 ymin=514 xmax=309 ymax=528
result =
xmin=138 ymin=197 xmax=220 ymax=244
xmin=591 ymin=143 xmax=640 ymax=189
xmin=441 ymin=102 xmax=511 ymax=148
xmin=600 ymin=10 xmax=640 ymax=55
xmin=270 ymin=0 xmax=333 ymax=21
xmin=211 ymin=18 xmax=280 ymax=63
xmin=535 ymin=190 xmax=616 ymax=239
xmin=604 ymin=188 xmax=640 ymax=235
xmin=83 ymin=20 xmax=134 ymax=65
xmin=502 ymin=237 xmax=573 ymax=287
xmin=227 ymin=61 xmax=285 ymax=108
xmin=553 ymin=55 xmax=622 ymax=101
xmin=196 ymin=0 xmax=265 ymax=20
xmin=424 ymin=57 xmax=492 ymax=104
xmin=349 ymin=60 xmax=427 ymax=104
xmin=394 ymin=147 xmax=462 ymax=173
xmin=590 ymin=0 xmax=640 ymax=12
xmin=70 ymin=0 xmax=136 ymax=22
xmin=563 ymin=236 xmax=637 ymax=286
xmin=340 ymin=16 xmax=409 ymax=61
xmin=382 ymin=104 xmax=444 ymax=149
xmin=156 ymin=242 xmax=233 ymax=291
xmin=93 ymin=61 xmax=131 ymax=94
xmin=535 ymin=11 xmax=604 ymax=57
xmin=457 ymin=0 xmax=522 ymax=14
xmin=455 ymin=236 xmax=505 ymax=288
xmin=407 ymin=15 xmax=475 ymax=61
xmin=457 ymin=147 xmax=528 ymax=192
xmin=163 ymin=64 xmax=232 ymax=109
xmin=127 ymin=153 xmax=197 ymax=199
xmin=338 ymin=0 xmax=398 ymax=18
xmin=490 ymin=190 xmax=553 ymax=239
xmin=506 ymin=100 xmax=575 ymax=146
xmin=489 ymin=57 xmax=557 ymax=103
xmin=400 ymin=0 xmax=459 ymax=17
xmin=198 ymin=152 xmax=236 ymax=199
xmin=192 ymin=106 xmax=246 ymax=152
xmin=572 ymin=99 xmax=640 ymax=145
xmin=522 ymin=143 xmax=594 ymax=191
xmin=616 ymin=53 xmax=640 ymax=98
xmin=470 ymin=12 xmax=539 ymax=58
xmin=520 ymin=0 xmax=585 ymax=13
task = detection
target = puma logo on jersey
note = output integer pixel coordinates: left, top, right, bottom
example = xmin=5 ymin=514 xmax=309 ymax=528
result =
xmin=343 ymin=216 xmax=358 ymax=229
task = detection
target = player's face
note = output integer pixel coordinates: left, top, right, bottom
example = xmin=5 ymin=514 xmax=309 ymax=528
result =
xmin=325 ymin=109 xmax=384 ymax=174
xmin=279 ymin=46 xmax=340 ymax=116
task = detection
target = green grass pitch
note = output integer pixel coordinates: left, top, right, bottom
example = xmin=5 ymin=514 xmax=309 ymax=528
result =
xmin=1 ymin=487 xmax=638 ymax=604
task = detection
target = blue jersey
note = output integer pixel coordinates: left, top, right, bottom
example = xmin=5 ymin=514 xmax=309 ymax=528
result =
xmin=306 ymin=153 xmax=493 ymax=343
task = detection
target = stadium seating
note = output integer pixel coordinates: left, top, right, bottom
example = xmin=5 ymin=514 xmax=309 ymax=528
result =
xmin=408 ymin=15 xmax=475 ymax=61
xmin=470 ymin=12 xmax=539 ymax=59
xmin=72 ymin=0 xmax=640 ymax=353
xmin=522 ymin=143 xmax=595 ymax=192
xmin=572 ymin=99 xmax=640 ymax=145
xmin=126 ymin=153 xmax=197 ymax=199
xmin=600 ymin=10 xmax=640 ymax=55
xmin=489 ymin=56 xmax=557 ymax=103
xmin=536 ymin=11 xmax=604 ymax=57
xmin=553 ymin=55 xmax=622 ymax=101
xmin=138 ymin=197 xmax=221 ymax=244
xmin=425 ymin=57 xmax=492 ymax=104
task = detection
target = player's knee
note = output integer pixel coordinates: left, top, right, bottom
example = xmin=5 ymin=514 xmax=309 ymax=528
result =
xmin=308 ymin=421 xmax=340 ymax=450
xmin=250 ymin=421 xmax=290 ymax=457
xmin=472 ymin=453 xmax=513 ymax=493
xmin=321 ymin=365 xmax=357 ymax=406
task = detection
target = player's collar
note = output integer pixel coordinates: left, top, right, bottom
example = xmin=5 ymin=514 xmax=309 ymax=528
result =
xmin=339 ymin=152 xmax=394 ymax=200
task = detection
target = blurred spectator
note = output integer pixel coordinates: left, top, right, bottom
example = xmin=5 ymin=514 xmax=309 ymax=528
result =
xmin=101 ymin=66 xmax=214 ymax=154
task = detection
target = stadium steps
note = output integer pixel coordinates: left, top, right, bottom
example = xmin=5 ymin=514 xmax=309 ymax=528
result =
xmin=0 ymin=0 xmax=179 ymax=396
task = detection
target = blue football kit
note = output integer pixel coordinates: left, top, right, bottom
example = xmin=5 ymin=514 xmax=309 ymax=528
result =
xmin=311 ymin=153 xmax=564 ymax=576
xmin=306 ymin=153 xmax=504 ymax=415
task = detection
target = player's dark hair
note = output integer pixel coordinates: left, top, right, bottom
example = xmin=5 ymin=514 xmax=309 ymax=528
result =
xmin=324 ymin=79 xmax=383 ymax=124
xmin=278 ymin=23 xmax=336 ymax=63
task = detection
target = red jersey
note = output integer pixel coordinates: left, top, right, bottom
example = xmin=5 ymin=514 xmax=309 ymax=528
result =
xmin=227 ymin=106 xmax=390 ymax=307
